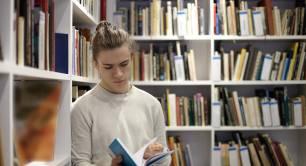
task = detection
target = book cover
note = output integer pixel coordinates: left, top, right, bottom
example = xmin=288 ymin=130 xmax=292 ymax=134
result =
xmin=55 ymin=33 xmax=68 ymax=74
xmin=109 ymin=137 xmax=173 ymax=166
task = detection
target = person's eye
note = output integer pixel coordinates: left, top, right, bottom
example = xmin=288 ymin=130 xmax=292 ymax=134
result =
xmin=104 ymin=66 xmax=112 ymax=70
xmin=120 ymin=62 xmax=128 ymax=67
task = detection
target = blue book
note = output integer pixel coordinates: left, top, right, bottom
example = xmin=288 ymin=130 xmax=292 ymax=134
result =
xmin=109 ymin=137 xmax=173 ymax=166
xmin=55 ymin=33 xmax=68 ymax=74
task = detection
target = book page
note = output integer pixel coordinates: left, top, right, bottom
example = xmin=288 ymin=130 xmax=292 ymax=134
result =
xmin=132 ymin=137 xmax=157 ymax=166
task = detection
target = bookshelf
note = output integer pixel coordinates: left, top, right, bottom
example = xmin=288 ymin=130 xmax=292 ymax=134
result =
xmin=108 ymin=0 xmax=306 ymax=165
xmin=0 ymin=0 xmax=305 ymax=165
xmin=0 ymin=0 xmax=100 ymax=165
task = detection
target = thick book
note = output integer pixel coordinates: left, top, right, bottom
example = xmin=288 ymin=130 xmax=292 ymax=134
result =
xmin=109 ymin=137 xmax=173 ymax=166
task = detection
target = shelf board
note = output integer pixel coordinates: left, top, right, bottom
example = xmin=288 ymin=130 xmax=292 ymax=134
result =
xmin=213 ymin=80 xmax=306 ymax=86
xmin=214 ymin=126 xmax=306 ymax=131
xmin=71 ymin=75 xmax=99 ymax=84
xmin=72 ymin=0 xmax=98 ymax=26
xmin=214 ymin=35 xmax=265 ymax=40
xmin=132 ymin=80 xmax=212 ymax=86
xmin=12 ymin=65 xmax=69 ymax=80
xmin=214 ymin=35 xmax=306 ymax=41
xmin=0 ymin=61 xmax=12 ymax=74
xmin=25 ymin=156 xmax=70 ymax=166
xmin=166 ymin=126 xmax=212 ymax=131
xmin=131 ymin=35 xmax=211 ymax=41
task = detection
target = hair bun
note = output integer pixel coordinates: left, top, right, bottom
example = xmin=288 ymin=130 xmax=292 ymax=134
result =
xmin=96 ymin=21 xmax=112 ymax=32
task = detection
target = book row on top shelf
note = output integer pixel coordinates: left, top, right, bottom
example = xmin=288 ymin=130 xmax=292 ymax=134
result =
xmin=113 ymin=0 xmax=209 ymax=36
xmin=214 ymin=0 xmax=306 ymax=36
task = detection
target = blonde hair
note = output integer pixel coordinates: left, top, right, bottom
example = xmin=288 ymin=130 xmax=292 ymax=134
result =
xmin=92 ymin=21 xmax=135 ymax=61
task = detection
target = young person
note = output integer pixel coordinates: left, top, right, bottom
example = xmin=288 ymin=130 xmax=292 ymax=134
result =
xmin=71 ymin=21 xmax=171 ymax=166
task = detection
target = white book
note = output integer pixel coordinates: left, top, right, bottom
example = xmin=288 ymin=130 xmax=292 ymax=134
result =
xmin=242 ymin=97 xmax=251 ymax=126
xmin=229 ymin=145 xmax=239 ymax=166
xmin=247 ymin=97 xmax=256 ymax=127
xmin=293 ymin=98 xmax=303 ymax=126
xmin=212 ymin=52 xmax=221 ymax=81
xmin=230 ymin=51 xmax=235 ymax=80
xmin=212 ymin=101 xmax=221 ymax=127
xmin=270 ymin=98 xmax=281 ymax=127
xmin=186 ymin=3 xmax=192 ymax=35
xmin=166 ymin=1 xmax=173 ymax=36
xmin=38 ymin=11 xmax=45 ymax=70
xmin=239 ymin=10 xmax=249 ymax=36
xmin=240 ymin=146 xmax=252 ymax=166
xmin=177 ymin=9 xmax=187 ymax=36
xmin=261 ymin=98 xmax=272 ymax=127
xmin=260 ymin=54 xmax=273 ymax=80
xmin=252 ymin=10 xmax=264 ymax=36
xmin=168 ymin=93 xmax=177 ymax=126
xmin=174 ymin=56 xmax=186 ymax=81
xmin=199 ymin=8 xmax=205 ymax=35
xmin=188 ymin=50 xmax=197 ymax=81
xmin=191 ymin=3 xmax=199 ymax=35
xmin=223 ymin=53 xmax=229 ymax=81
xmin=212 ymin=146 xmax=222 ymax=166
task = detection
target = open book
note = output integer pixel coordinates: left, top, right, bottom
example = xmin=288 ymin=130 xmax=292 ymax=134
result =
xmin=109 ymin=137 xmax=173 ymax=166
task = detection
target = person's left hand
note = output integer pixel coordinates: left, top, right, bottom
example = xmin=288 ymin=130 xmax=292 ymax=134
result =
xmin=143 ymin=142 xmax=164 ymax=160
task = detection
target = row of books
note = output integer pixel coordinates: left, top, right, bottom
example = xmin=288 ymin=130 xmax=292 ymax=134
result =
xmin=72 ymin=27 xmax=99 ymax=79
xmin=77 ymin=0 xmax=100 ymax=20
xmin=213 ymin=132 xmax=293 ymax=166
xmin=168 ymin=136 xmax=194 ymax=166
xmin=214 ymin=0 xmax=306 ymax=36
xmin=15 ymin=0 xmax=55 ymax=70
xmin=212 ymin=87 xmax=306 ymax=127
xmin=14 ymin=81 xmax=61 ymax=165
xmin=113 ymin=0 xmax=206 ymax=36
xmin=212 ymin=42 xmax=306 ymax=81
xmin=72 ymin=85 xmax=91 ymax=102
xmin=158 ymin=89 xmax=209 ymax=127
xmin=131 ymin=42 xmax=197 ymax=81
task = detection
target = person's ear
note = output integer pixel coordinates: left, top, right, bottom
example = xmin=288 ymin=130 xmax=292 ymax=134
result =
xmin=93 ymin=59 xmax=99 ymax=70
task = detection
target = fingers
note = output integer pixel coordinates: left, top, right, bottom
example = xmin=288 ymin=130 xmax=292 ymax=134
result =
xmin=111 ymin=156 xmax=122 ymax=166
xmin=149 ymin=143 xmax=163 ymax=152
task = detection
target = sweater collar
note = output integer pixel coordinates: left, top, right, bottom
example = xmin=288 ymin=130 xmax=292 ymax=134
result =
xmin=93 ymin=83 xmax=135 ymax=101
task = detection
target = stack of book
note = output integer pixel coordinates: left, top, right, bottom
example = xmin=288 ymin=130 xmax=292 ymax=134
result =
xmin=214 ymin=0 xmax=306 ymax=36
xmin=15 ymin=0 xmax=56 ymax=70
xmin=168 ymin=136 xmax=194 ymax=166
xmin=114 ymin=0 xmax=206 ymax=36
xmin=213 ymin=86 xmax=306 ymax=127
xmin=72 ymin=27 xmax=99 ymax=79
xmin=131 ymin=42 xmax=197 ymax=81
xmin=213 ymin=132 xmax=294 ymax=166
xmin=212 ymin=42 xmax=306 ymax=81
xmin=158 ymin=89 xmax=209 ymax=126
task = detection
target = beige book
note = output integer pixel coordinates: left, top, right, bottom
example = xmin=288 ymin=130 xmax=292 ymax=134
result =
xmin=223 ymin=53 xmax=230 ymax=81
xmin=248 ymin=143 xmax=261 ymax=166
xmin=248 ymin=9 xmax=254 ymax=35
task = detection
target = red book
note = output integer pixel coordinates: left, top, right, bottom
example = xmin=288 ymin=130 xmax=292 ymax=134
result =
xmin=100 ymin=0 xmax=106 ymax=20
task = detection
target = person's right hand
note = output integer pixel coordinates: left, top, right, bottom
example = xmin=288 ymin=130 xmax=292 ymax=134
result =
xmin=111 ymin=156 xmax=122 ymax=166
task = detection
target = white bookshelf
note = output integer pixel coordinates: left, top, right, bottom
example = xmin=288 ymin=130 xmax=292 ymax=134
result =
xmin=1 ymin=0 xmax=305 ymax=165
xmin=72 ymin=0 xmax=98 ymax=26
xmin=0 ymin=0 xmax=101 ymax=165
xmin=109 ymin=0 xmax=306 ymax=166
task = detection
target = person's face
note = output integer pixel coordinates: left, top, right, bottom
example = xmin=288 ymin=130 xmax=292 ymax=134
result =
xmin=95 ymin=44 xmax=132 ymax=94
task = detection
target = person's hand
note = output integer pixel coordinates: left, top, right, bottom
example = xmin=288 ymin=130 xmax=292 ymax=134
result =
xmin=111 ymin=156 xmax=122 ymax=166
xmin=143 ymin=142 xmax=164 ymax=160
